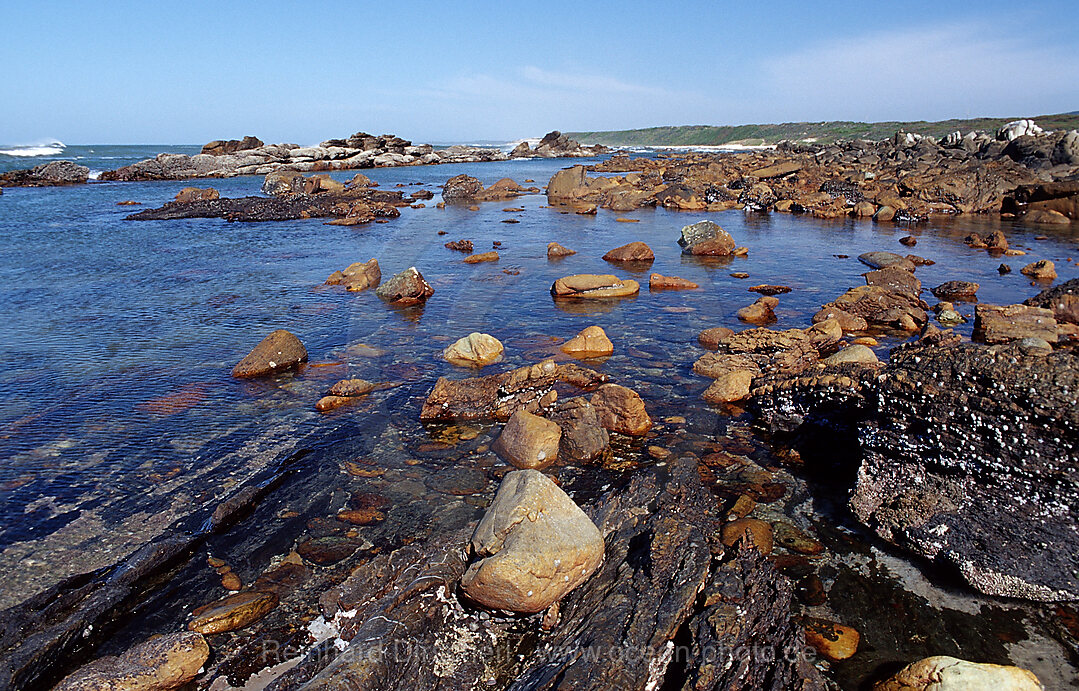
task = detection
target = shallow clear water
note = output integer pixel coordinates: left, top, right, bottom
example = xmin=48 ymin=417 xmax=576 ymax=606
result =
xmin=2 ymin=157 xmax=1078 ymax=545
xmin=2 ymin=154 xmax=1078 ymax=686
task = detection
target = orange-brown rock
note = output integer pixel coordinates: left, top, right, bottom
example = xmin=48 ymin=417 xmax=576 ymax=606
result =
xmin=492 ymin=409 xmax=562 ymax=469
xmin=602 ymin=241 xmax=654 ymax=262
xmin=698 ymin=327 xmax=734 ymax=349
xmin=561 ymin=325 xmax=614 ymax=358
xmin=721 ymin=518 xmax=774 ymax=553
xmin=737 ymin=296 xmax=779 ymax=325
xmin=649 ymin=273 xmax=699 ymax=290
xmin=175 ymin=187 xmax=219 ymax=203
xmin=188 ymin=591 xmax=278 ymax=635
xmin=590 ymin=384 xmax=651 ymax=436
xmin=232 ymin=329 xmax=308 ymax=378
xmin=551 ymin=274 xmax=640 ymax=299
xmin=804 ymin=618 xmax=860 ymax=662
xmin=464 ymin=251 xmax=499 ymax=263
xmin=547 ymin=242 xmax=577 ymax=258
xmin=325 ymin=258 xmax=381 ymax=291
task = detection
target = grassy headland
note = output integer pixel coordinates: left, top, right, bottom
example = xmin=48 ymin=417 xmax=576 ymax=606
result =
xmin=567 ymin=112 xmax=1079 ymax=147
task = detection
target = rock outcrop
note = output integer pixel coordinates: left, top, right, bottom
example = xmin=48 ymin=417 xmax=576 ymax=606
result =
xmin=0 ymin=160 xmax=89 ymax=187
xmin=268 ymin=456 xmax=822 ymax=690
xmin=231 ymin=329 xmax=308 ymax=378
xmin=98 ymin=132 xmax=509 ymax=182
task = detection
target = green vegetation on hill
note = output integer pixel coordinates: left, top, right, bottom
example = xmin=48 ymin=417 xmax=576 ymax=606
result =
xmin=568 ymin=113 xmax=1079 ymax=147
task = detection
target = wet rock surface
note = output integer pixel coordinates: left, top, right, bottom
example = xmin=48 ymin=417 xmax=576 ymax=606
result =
xmin=54 ymin=631 xmax=209 ymax=691
xmin=232 ymin=330 xmax=308 ymax=378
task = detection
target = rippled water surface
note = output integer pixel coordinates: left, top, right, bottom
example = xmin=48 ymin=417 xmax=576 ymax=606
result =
xmin=1 ymin=156 xmax=1078 ymax=684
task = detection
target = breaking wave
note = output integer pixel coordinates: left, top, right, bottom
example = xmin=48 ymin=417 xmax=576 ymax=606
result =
xmin=0 ymin=141 xmax=65 ymax=157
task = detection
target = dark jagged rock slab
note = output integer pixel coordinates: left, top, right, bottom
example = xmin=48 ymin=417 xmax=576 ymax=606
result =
xmin=1024 ymin=277 xmax=1079 ymax=325
xmin=852 ymin=340 xmax=1079 ymax=600
xmin=126 ymin=191 xmax=403 ymax=223
xmin=265 ymin=458 xmax=821 ymax=691
xmin=0 ymin=160 xmax=89 ymax=187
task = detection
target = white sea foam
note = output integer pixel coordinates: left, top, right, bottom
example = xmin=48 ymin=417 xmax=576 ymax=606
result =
xmin=0 ymin=141 xmax=65 ymax=157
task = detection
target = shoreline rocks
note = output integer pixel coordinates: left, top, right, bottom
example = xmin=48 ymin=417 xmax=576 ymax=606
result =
xmin=54 ymin=631 xmax=209 ymax=691
xmin=491 ymin=410 xmax=562 ymax=469
xmin=561 ymin=325 xmax=614 ymax=358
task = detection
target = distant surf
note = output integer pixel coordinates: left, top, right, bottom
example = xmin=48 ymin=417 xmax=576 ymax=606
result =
xmin=0 ymin=141 xmax=65 ymax=157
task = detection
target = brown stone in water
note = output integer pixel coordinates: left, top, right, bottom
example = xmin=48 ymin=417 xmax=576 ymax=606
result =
xmin=698 ymin=327 xmax=734 ymax=350
xmin=492 ymin=409 xmax=562 ymax=469
xmin=748 ymin=284 xmax=791 ymax=296
xmin=329 ymin=378 xmax=377 ymax=397
xmin=53 ymin=631 xmax=209 ymax=691
xmin=221 ymin=571 xmax=242 ymax=591
xmin=547 ymin=242 xmax=577 ymax=258
xmin=561 ymin=325 xmax=614 ymax=357
xmin=232 ymin=329 xmax=307 ymax=378
xmin=337 ymin=508 xmax=386 ymax=525
xmin=603 ymin=241 xmax=654 ymax=262
xmin=445 ymin=239 xmax=473 ymax=252
xmin=464 ymin=251 xmax=499 ymax=263
xmin=649 ymin=273 xmax=699 ymax=290
xmin=188 ymin=591 xmax=278 ymax=635
xmin=737 ymin=296 xmax=779 ymax=325
xmin=590 ymin=383 xmax=652 ymax=436
xmin=551 ymin=274 xmax=640 ymax=299
xmin=803 ymin=618 xmax=859 ymax=662
xmin=721 ymin=518 xmax=773 ymax=553
xmin=175 ymin=186 xmax=219 ymax=203
xmin=316 ymin=395 xmax=354 ymax=412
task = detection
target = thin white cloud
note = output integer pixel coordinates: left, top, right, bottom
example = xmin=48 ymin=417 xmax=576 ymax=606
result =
xmin=761 ymin=23 xmax=1079 ymax=121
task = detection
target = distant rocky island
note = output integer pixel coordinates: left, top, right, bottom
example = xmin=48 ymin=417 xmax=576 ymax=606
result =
xmin=0 ymin=130 xmax=607 ymax=188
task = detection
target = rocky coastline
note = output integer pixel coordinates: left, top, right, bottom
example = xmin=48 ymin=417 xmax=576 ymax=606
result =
xmin=0 ymin=130 xmax=606 ymax=189
xmin=2 ymin=120 xmax=1077 ymax=691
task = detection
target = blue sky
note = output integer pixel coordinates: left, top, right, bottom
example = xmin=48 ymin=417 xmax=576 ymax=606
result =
xmin=2 ymin=1 xmax=1077 ymax=145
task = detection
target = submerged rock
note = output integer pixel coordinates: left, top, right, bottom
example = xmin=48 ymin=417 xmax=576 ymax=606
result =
xmin=188 ymin=591 xmax=278 ymax=635
xmin=443 ymin=332 xmax=504 ymax=368
xmin=54 ymin=631 xmax=209 ymax=691
xmin=461 ymin=469 xmax=603 ymax=613
xmin=858 ymin=251 xmax=917 ymax=272
xmin=231 ymin=329 xmax=308 ymax=378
